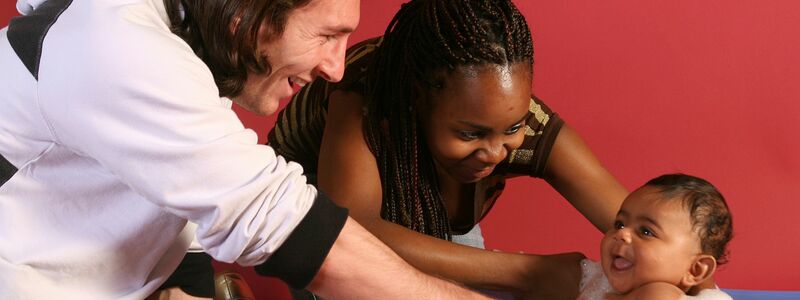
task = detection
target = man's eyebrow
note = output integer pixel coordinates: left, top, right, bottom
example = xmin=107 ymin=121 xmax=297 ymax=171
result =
xmin=324 ymin=25 xmax=355 ymax=34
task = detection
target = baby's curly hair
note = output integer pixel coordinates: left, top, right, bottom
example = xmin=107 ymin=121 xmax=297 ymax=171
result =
xmin=645 ymin=174 xmax=734 ymax=264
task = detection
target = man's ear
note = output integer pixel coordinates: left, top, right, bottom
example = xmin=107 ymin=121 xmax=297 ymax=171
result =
xmin=681 ymin=255 xmax=717 ymax=289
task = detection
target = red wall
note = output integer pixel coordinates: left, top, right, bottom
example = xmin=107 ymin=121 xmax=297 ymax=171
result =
xmin=4 ymin=0 xmax=799 ymax=297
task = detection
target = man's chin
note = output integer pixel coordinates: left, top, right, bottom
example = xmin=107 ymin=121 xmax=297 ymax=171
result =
xmin=260 ymin=101 xmax=281 ymax=116
xmin=243 ymin=98 xmax=281 ymax=116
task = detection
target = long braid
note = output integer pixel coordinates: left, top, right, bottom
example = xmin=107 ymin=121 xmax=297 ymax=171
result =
xmin=365 ymin=0 xmax=533 ymax=239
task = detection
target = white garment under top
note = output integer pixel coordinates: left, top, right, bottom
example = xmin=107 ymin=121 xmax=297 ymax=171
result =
xmin=578 ymin=259 xmax=733 ymax=300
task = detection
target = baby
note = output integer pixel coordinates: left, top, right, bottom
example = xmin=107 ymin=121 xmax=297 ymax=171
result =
xmin=578 ymin=174 xmax=734 ymax=300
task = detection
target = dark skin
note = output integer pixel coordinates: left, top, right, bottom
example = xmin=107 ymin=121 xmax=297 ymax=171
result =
xmin=317 ymin=63 xmax=628 ymax=299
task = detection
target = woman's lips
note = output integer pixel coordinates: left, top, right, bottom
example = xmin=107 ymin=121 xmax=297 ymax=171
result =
xmin=461 ymin=165 xmax=495 ymax=179
xmin=473 ymin=167 xmax=494 ymax=178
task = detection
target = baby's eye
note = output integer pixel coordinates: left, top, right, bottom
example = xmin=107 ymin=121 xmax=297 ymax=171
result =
xmin=639 ymin=226 xmax=655 ymax=237
xmin=613 ymin=220 xmax=625 ymax=230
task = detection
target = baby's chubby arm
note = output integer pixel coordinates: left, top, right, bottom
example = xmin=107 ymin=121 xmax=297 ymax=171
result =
xmin=604 ymin=282 xmax=684 ymax=300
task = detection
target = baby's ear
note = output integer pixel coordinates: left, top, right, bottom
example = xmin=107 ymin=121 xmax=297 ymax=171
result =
xmin=681 ymin=255 xmax=717 ymax=288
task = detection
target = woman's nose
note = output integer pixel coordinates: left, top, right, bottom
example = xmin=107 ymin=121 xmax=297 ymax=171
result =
xmin=477 ymin=140 xmax=508 ymax=165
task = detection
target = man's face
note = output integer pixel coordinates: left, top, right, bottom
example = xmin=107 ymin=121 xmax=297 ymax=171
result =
xmin=234 ymin=0 xmax=360 ymax=115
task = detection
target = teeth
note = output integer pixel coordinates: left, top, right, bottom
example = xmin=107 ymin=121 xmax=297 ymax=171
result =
xmin=290 ymin=77 xmax=307 ymax=87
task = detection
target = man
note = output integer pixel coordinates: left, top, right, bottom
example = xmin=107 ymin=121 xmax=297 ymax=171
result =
xmin=0 ymin=0 xmax=487 ymax=299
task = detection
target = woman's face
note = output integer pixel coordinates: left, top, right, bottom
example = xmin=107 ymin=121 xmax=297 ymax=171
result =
xmin=419 ymin=63 xmax=531 ymax=183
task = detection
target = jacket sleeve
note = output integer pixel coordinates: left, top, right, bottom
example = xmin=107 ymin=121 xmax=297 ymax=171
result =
xmin=254 ymin=191 xmax=348 ymax=289
xmin=36 ymin=11 xmax=339 ymax=271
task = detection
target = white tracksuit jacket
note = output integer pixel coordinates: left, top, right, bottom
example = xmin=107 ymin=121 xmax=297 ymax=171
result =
xmin=0 ymin=0 xmax=347 ymax=298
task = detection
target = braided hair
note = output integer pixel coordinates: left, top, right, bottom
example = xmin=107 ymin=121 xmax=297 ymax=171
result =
xmin=364 ymin=0 xmax=534 ymax=239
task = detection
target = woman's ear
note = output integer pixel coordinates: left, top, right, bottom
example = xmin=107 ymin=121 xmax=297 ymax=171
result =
xmin=680 ymin=255 xmax=717 ymax=290
xmin=410 ymin=81 xmax=428 ymax=115
xmin=411 ymin=73 xmax=446 ymax=116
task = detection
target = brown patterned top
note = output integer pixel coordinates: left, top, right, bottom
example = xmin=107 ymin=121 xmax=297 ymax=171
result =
xmin=268 ymin=37 xmax=564 ymax=234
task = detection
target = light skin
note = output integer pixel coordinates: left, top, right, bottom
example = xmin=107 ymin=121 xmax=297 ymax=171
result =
xmin=233 ymin=0 xmax=358 ymax=115
xmin=309 ymin=218 xmax=491 ymax=299
xmin=157 ymin=0 xmax=489 ymax=299
xmin=317 ymin=61 xmax=627 ymax=299
xmin=600 ymin=186 xmax=717 ymax=300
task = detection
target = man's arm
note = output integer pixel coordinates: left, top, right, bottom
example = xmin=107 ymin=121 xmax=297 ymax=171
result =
xmin=254 ymin=192 xmax=488 ymax=299
xmin=310 ymin=218 xmax=490 ymax=299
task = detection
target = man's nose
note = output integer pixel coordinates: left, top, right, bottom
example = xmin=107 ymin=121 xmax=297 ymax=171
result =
xmin=316 ymin=39 xmax=347 ymax=82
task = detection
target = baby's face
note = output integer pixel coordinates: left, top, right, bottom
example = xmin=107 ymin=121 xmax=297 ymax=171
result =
xmin=600 ymin=186 xmax=703 ymax=294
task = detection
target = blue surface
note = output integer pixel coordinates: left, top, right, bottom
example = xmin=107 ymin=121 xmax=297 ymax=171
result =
xmin=723 ymin=289 xmax=800 ymax=300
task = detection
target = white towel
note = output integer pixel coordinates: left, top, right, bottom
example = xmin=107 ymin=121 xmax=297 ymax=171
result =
xmin=577 ymin=259 xmax=733 ymax=300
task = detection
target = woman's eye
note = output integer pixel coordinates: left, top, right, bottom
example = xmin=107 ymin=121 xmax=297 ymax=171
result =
xmin=614 ymin=220 xmax=625 ymax=230
xmin=505 ymin=124 xmax=524 ymax=135
xmin=639 ymin=227 xmax=655 ymax=237
xmin=458 ymin=131 xmax=481 ymax=141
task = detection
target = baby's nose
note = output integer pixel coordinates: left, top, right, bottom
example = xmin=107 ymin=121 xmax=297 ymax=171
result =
xmin=614 ymin=228 xmax=632 ymax=244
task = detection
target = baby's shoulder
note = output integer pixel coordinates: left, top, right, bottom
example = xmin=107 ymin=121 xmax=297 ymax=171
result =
xmin=685 ymin=287 xmax=733 ymax=300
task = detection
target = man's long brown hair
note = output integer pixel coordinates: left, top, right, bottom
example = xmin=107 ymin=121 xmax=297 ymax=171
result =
xmin=164 ymin=0 xmax=313 ymax=97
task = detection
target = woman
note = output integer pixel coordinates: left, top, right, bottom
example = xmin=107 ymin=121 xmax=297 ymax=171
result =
xmin=269 ymin=0 xmax=627 ymax=298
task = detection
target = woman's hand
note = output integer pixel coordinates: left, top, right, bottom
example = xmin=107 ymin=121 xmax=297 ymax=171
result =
xmin=516 ymin=252 xmax=586 ymax=300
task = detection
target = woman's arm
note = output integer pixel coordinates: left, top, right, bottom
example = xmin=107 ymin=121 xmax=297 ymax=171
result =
xmin=542 ymin=125 xmax=628 ymax=232
xmin=317 ymin=90 xmax=583 ymax=298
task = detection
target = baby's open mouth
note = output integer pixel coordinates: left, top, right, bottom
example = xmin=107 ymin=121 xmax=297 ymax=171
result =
xmin=611 ymin=255 xmax=633 ymax=271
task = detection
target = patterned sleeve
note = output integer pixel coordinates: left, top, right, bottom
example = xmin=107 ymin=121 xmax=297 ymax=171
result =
xmin=502 ymin=95 xmax=564 ymax=177
xmin=267 ymin=37 xmax=382 ymax=175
